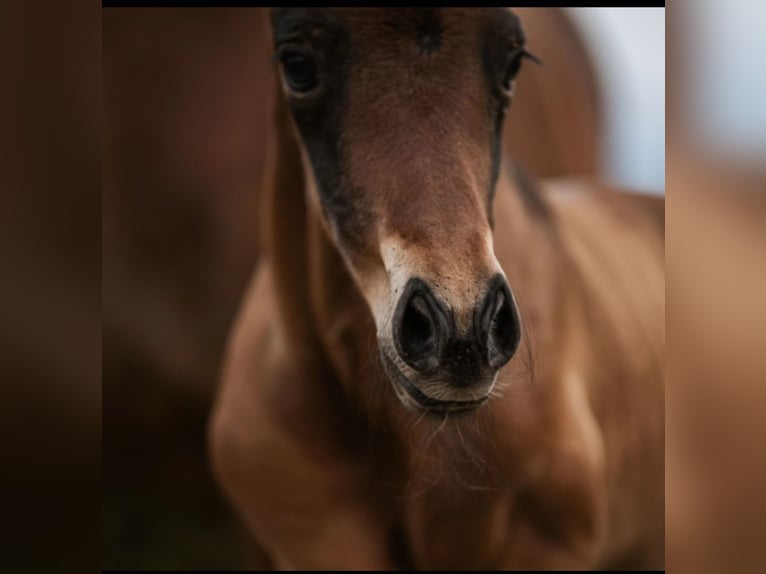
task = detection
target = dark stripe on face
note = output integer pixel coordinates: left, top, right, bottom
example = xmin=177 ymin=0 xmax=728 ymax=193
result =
xmin=482 ymin=9 xmax=526 ymax=227
xmin=272 ymin=9 xmax=371 ymax=250
xmin=511 ymin=162 xmax=553 ymax=220
xmin=487 ymin=100 xmax=506 ymax=228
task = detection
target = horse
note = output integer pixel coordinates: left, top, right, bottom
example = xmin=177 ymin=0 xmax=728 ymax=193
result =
xmin=103 ymin=8 xmax=604 ymax=567
xmin=209 ymin=8 xmax=664 ymax=569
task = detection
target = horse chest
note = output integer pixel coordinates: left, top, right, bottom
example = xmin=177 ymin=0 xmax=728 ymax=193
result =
xmin=398 ymin=488 xmax=514 ymax=569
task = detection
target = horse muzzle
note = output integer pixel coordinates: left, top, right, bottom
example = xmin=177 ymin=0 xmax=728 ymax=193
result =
xmin=380 ymin=273 xmax=521 ymax=414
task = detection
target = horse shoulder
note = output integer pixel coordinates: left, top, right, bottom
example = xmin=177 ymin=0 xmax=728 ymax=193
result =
xmin=543 ymin=180 xmax=665 ymax=565
xmin=544 ymin=180 xmax=665 ymax=367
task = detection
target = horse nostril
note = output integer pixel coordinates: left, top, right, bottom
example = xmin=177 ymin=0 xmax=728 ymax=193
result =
xmin=479 ymin=277 xmax=521 ymax=370
xmin=394 ymin=280 xmax=448 ymax=372
xmin=402 ymin=295 xmax=435 ymax=354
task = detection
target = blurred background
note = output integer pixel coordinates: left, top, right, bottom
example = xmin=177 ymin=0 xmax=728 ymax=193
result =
xmin=101 ymin=8 xmax=666 ymax=569
xmin=667 ymin=1 xmax=766 ymax=572
xmin=0 ymin=2 xmax=99 ymax=571
xmin=567 ymin=7 xmax=665 ymax=192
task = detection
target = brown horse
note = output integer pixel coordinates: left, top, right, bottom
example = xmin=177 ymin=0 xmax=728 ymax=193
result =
xmin=210 ymin=8 xmax=664 ymax=569
xmin=103 ymin=8 xmax=602 ymax=567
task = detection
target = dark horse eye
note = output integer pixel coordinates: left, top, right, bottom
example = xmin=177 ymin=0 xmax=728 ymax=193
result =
xmin=279 ymin=50 xmax=318 ymax=93
xmin=502 ymin=49 xmax=541 ymax=91
xmin=502 ymin=52 xmax=523 ymax=90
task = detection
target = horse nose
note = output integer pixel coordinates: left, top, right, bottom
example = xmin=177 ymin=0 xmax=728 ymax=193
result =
xmin=393 ymin=279 xmax=449 ymax=373
xmin=393 ymin=276 xmax=521 ymax=376
xmin=476 ymin=275 xmax=521 ymax=370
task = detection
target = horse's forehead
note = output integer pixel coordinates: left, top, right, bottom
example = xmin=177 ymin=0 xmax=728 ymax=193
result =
xmin=339 ymin=11 xmax=496 ymax=115
xmin=333 ymin=8 xmax=488 ymax=22
xmin=337 ymin=8 xmax=493 ymax=31
xmin=337 ymin=8 xmax=496 ymax=51
xmin=273 ymin=8 xmax=522 ymax=46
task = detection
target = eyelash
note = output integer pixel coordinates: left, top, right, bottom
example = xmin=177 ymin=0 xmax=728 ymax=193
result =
xmin=502 ymin=48 xmax=541 ymax=91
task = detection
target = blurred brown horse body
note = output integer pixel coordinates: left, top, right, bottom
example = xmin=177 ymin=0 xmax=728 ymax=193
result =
xmin=210 ymin=8 xmax=664 ymax=570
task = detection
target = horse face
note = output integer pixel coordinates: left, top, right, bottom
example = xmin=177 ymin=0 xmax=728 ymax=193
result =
xmin=272 ymin=8 xmax=526 ymax=413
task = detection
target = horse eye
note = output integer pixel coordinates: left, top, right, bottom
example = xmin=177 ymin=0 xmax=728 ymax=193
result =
xmin=502 ymin=53 xmax=523 ymax=90
xmin=279 ymin=50 xmax=319 ymax=93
